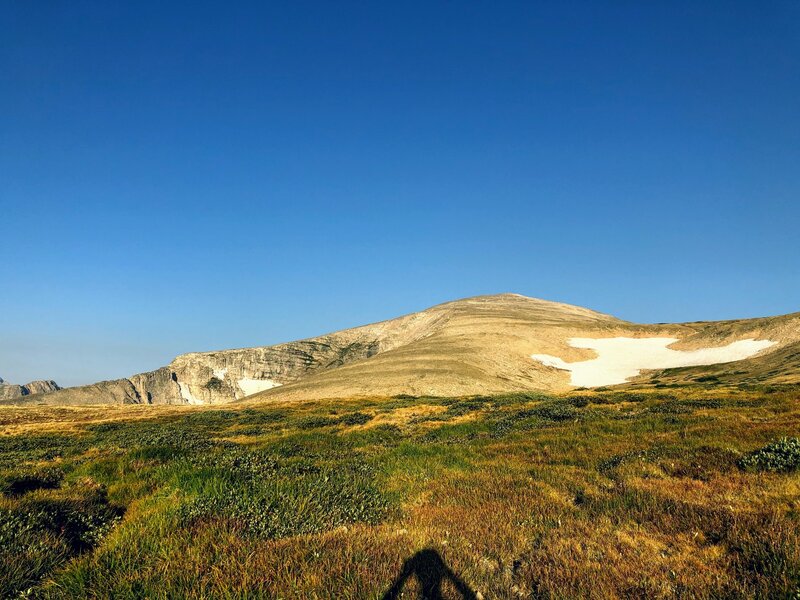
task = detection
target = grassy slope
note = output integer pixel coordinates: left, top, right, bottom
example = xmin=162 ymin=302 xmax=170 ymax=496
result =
xmin=1 ymin=386 xmax=799 ymax=599
xmin=628 ymin=342 xmax=800 ymax=388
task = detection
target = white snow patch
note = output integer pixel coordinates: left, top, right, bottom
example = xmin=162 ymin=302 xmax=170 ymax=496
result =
xmin=178 ymin=381 xmax=205 ymax=405
xmin=213 ymin=368 xmax=228 ymax=380
xmin=237 ymin=378 xmax=282 ymax=397
xmin=531 ymin=337 xmax=777 ymax=387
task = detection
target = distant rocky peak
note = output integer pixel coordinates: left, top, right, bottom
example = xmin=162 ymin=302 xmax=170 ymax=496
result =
xmin=0 ymin=378 xmax=61 ymax=401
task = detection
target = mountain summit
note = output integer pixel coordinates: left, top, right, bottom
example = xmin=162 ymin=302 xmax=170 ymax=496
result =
xmin=9 ymin=294 xmax=799 ymax=406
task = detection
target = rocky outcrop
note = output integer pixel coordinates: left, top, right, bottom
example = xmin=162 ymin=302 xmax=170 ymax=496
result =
xmin=16 ymin=378 xmax=146 ymax=406
xmin=0 ymin=378 xmax=61 ymax=401
xmin=23 ymin=306 xmax=451 ymax=405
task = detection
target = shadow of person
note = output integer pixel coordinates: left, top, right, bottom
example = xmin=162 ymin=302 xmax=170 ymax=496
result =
xmin=382 ymin=548 xmax=478 ymax=600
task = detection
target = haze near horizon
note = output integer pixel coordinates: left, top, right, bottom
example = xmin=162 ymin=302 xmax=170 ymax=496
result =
xmin=2 ymin=1 xmax=798 ymax=386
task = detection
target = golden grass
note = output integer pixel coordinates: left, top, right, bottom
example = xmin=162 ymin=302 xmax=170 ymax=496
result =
xmin=0 ymin=387 xmax=798 ymax=598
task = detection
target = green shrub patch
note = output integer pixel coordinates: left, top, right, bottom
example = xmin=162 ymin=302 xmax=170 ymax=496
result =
xmin=739 ymin=438 xmax=800 ymax=473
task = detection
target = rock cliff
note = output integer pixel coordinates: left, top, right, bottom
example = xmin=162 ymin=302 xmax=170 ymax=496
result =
xmin=0 ymin=377 xmax=61 ymax=401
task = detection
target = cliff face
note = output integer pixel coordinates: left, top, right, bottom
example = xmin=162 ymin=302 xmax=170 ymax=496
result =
xmin=0 ymin=378 xmax=61 ymax=401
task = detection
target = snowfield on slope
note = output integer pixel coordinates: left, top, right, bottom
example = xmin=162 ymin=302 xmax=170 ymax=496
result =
xmin=237 ymin=378 xmax=281 ymax=396
xmin=531 ymin=337 xmax=777 ymax=387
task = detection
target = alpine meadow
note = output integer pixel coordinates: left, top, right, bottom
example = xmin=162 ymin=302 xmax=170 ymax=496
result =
xmin=2 ymin=2 xmax=799 ymax=598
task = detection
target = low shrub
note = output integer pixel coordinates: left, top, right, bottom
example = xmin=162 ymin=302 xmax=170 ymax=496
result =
xmin=347 ymin=424 xmax=406 ymax=447
xmin=0 ymin=435 xmax=87 ymax=467
xmin=566 ymin=396 xmax=589 ymax=408
xmin=182 ymin=410 xmax=238 ymax=427
xmin=296 ymin=415 xmax=340 ymax=429
xmin=0 ymin=482 xmax=122 ymax=597
xmin=237 ymin=408 xmax=286 ymax=425
xmin=531 ymin=400 xmax=580 ymax=422
xmin=0 ymin=466 xmax=64 ymax=496
xmin=178 ymin=459 xmax=391 ymax=539
xmin=739 ymin=438 xmax=800 ymax=473
xmin=610 ymin=392 xmax=649 ymax=403
xmin=88 ymin=423 xmax=214 ymax=453
xmin=338 ymin=412 xmax=374 ymax=426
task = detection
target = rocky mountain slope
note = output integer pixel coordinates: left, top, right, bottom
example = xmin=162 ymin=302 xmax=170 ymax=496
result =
xmin=9 ymin=294 xmax=799 ymax=406
xmin=11 ymin=306 xmax=450 ymax=405
xmin=0 ymin=377 xmax=60 ymax=401
xmin=248 ymin=294 xmax=799 ymax=402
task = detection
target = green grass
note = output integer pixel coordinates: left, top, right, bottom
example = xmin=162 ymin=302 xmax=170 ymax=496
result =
xmin=0 ymin=387 xmax=798 ymax=598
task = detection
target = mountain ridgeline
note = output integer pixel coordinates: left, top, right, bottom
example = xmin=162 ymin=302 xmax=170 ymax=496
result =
xmin=0 ymin=378 xmax=60 ymax=401
xmin=7 ymin=294 xmax=800 ymax=406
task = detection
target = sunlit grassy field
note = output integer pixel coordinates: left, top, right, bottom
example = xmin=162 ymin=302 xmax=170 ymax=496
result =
xmin=1 ymin=386 xmax=798 ymax=599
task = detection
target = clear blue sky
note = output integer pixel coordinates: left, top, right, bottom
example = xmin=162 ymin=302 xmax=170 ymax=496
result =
xmin=2 ymin=1 xmax=798 ymax=386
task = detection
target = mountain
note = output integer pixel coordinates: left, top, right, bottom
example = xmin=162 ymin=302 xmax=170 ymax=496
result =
xmin=0 ymin=377 xmax=61 ymax=401
xmin=10 ymin=294 xmax=799 ymax=406
xmin=249 ymin=294 xmax=798 ymax=402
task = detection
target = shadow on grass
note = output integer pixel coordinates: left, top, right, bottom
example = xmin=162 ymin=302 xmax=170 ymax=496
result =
xmin=382 ymin=548 xmax=477 ymax=600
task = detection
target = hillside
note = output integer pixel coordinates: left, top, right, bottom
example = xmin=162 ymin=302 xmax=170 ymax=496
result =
xmin=251 ymin=295 xmax=797 ymax=402
xmin=11 ymin=294 xmax=799 ymax=406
